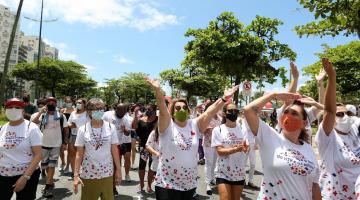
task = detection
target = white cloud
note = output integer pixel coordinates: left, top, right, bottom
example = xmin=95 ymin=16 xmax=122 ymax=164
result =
xmin=83 ymin=64 xmax=96 ymax=71
xmin=2 ymin=0 xmax=178 ymax=31
xmin=114 ymin=55 xmax=134 ymax=64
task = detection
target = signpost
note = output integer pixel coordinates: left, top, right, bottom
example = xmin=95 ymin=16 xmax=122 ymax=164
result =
xmin=243 ymin=81 xmax=252 ymax=105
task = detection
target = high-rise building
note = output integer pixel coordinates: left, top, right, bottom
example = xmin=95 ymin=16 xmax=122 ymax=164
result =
xmin=45 ymin=44 xmax=58 ymax=60
xmin=0 ymin=4 xmax=20 ymax=73
xmin=20 ymin=35 xmax=46 ymax=64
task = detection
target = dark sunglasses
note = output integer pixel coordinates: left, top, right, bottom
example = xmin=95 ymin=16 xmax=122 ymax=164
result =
xmin=336 ymin=112 xmax=347 ymax=118
xmin=175 ymin=105 xmax=188 ymax=111
xmin=227 ymin=109 xmax=239 ymax=113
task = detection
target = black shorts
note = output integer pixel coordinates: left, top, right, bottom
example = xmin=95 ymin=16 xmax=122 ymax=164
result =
xmin=120 ymin=143 xmax=132 ymax=155
xmin=216 ymin=178 xmax=245 ymax=186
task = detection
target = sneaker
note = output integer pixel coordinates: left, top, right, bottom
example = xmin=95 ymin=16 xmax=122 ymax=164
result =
xmin=248 ymin=182 xmax=260 ymax=190
xmin=146 ymin=187 xmax=154 ymax=194
xmin=42 ymin=184 xmax=54 ymax=198
xmin=113 ymin=187 xmax=119 ymax=196
xmin=210 ymin=180 xmax=216 ymax=186
xmin=198 ymin=158 xmax=205 ymax=165
xmin=125 ymin=174 xmax=131 ymax=182
xmin=59 ymin=164 xmax=66 ymax=172
xmin=206 ymin=184 xmax=212 ymax=195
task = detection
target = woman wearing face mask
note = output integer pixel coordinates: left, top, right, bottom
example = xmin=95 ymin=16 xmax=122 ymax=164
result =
xmin=59 ymin=96 xmax=74 ymax=171
xmin=132 ymin=104 xmax=158 ymax=194
xmin=211 ymin=103 xmax=248 ymax=200
xmin=66 ymin=98 xmax=88 ymax=175
xmin=145 ymin=77 xmax=239 ymax=200
xmin=0 ymin=98 xmax=42 ymax=200
xmin=315 ymin=58 xmax=360 ymax=200
xmin=73 ymin=98 xmax=121 ymax=200
xmin=244 ymin=92 xmax=321 ymax=198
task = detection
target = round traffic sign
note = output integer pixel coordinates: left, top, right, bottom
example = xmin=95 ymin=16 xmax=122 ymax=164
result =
xmin=243 ymin=81 xmax=252 ymax=90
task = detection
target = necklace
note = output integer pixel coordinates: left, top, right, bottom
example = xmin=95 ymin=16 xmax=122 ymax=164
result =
xmin=90 ymin=123 xmax=103 ymax=150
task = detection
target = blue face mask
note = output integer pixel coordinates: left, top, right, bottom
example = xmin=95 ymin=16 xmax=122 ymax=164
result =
xmin=92 ymin=110 xmax=104 ymax=121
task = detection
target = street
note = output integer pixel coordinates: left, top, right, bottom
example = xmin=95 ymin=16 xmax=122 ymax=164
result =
xmin=13 ymin=151 xmax=263 ymax=200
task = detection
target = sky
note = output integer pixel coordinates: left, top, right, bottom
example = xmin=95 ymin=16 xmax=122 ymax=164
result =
xmin=1 ymin=0 xmax=357 ymax=95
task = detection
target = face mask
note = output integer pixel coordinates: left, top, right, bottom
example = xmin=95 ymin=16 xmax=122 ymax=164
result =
xmin=145 ymin=110 xmax=155 ymax=116
xmin=116 ymin=113 xmax=124 ymax=119
xmin=174 ymin=110 xmax=189 ymax=122
xmin=47 ymin=104 xmax=56 ymax=111
xmin=92 ymin=110 xmax=104 ymax=121
xmin=5 ymin=108 xmax=23 ymax=121
xmin=226 ymin=113 xmax=238 ymax=122
xmin=335 ymin=115 xmax=352 ymax=133
xmin=65 ymin=103 xmax=73 ymax=108
xmin=76 ymin=103 xmax=82 ymax=110
xmin=280 ymin=114 xmax=303 ymax=132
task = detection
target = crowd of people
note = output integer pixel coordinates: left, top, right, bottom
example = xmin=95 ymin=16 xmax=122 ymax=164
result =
xmin=0 ymin=58 xmax=359 ymax=200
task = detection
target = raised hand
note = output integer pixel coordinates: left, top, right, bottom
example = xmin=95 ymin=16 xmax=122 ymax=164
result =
xmin=316 ymin=68 xmax=326 ymax=83
xmin=290 ymin=61 xmax=299 ymax=79
xmin=321 ymin=58 xmax=336 ymax=77
xmin=145 ymin=76 xmax=161 ymax=90
xmin=274 ymin=92 xmax=301 ymax=102
xmin=298 ymin=96 xmax=317 ymax=106
xmin=223 ymin=85 xmax=240 ymax=100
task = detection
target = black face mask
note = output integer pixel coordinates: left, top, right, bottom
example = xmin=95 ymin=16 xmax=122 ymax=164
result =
xmin=116 ymin=113 xmax=124 ymax=119
xmin=47 ymin=104 xmax=56 ymax=111
xmin=226 ymin=113 xmax=238 ymax=122
xmin=145 ymin=110 xmax=155 ymax=116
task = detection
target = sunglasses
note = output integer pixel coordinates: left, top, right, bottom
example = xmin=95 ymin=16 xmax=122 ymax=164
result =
xmin=336 ymin=112 xmax=347 ymax=118
xmin=227 ymin=109 xmax=239 ymax=113
xmin=175 ymin=105 xmax=188 ymax=111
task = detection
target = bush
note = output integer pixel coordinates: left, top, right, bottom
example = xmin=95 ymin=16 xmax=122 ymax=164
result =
xmin=0 ymin=109 xmax=7 ymax=125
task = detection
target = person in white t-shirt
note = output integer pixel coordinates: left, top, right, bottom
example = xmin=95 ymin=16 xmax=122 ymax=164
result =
xmin=73 ymin=98 xmax=121 ymax=200
xmin=32 ymin=97 xmax=69 ymax=198
xmin=356 ymin=175 xmax=360 ymax=200
xmin=346 ymin=104 xmax=360 ymax=135
xmin=145 ymin=76 xmax=239 ymax=200
xmin=66 ymin=98 xmax=89 ymax=175
xmin=102 ymin=103 xmax=133 ymax=185
xmin=202 ymin=101 xmax=222 ymax=195
xmin=244 ymin=90 xmax=321 ymax=199
xmin=212 ymin=103 xmax=248 ymax=200
xmin=315 ymin=59 xmax=360 ymax=200
xmin=0 ymin=98 xmax=42 ymax=200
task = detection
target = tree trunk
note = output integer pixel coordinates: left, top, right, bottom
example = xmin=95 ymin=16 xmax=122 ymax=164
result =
xmin=0 ymin=0 xmax=24 ymax=105
xmin=51 ymin=81 xmax=56 ymax=97
xmin=234 ymin=76 xmax=241 ymax=106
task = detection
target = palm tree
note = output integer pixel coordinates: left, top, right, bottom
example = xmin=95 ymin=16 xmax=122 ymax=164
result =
xmin=0 ymin=0 xmax=25 ymax=106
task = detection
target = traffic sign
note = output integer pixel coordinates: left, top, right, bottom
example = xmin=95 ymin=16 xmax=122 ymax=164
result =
xmin=243 ymin=81 xmax=252 ymax=91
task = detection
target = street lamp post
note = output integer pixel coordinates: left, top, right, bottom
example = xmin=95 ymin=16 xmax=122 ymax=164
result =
xmin=24 ymin=0 xmax=57 ymax=99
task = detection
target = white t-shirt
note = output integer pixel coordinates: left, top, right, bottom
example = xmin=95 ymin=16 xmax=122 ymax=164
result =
xmin=276 ymin=106 xmax=316 ymax=137
xmin=155 ymin=119 xmax=200 ymax=191
xmin=315 ymin=123 xmax=360 ymax=200
xmin=356 ymin=175 xmax=360 ymax=200
xmin=41 ymin=114 xmax=68 ymax=147
xmin=68 ymin=111 xmax=89 ymax=135
xmin=0 ymin=120 xmax=42 ymax=176
xmin=203 ymin=117 xmax=222 ymax=148
xmin=75 ymin=121 xmax=118 ymax=179
xmin=255 ymin=120 xmax=319 ymax=199
xmin=146 ymin=130 xmax=159 ymax=161
xmin=102 ymin=111 xmax=133 ymax=144
xmin=30 ymin=112 xmax=41 ymax=127
xmin=211 ymin=123 xmax=247 ymax=181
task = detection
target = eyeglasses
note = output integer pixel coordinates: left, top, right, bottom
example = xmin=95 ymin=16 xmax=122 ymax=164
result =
xmin=175 ymin=105 xmax=188 ymax=111
xmin=336 ymin=112 xmax=347 ymax=118
xmin=227 ymin=109 xmax=239 ymax=113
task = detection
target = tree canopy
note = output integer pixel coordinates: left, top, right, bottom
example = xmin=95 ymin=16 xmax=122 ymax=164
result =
xmin=11 ymin=58 xmax=96 ymax=98
xmin=295 ymin=0 xmax=360 ymax=38
xmin=181 ymin=12 xmax=296 ymax=105
xmin=299 ymin=41 xmax=360 ymax=103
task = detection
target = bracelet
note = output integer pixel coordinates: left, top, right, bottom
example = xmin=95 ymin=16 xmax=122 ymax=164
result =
xmin=221 ymin=97 xmax=227 ymax=103
xmin=22 ymin=174 xmax=31 ymax=180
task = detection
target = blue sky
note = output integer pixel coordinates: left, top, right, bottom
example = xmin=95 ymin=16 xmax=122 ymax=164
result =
xmin=1 ymin=0 xmax=357 ymax=95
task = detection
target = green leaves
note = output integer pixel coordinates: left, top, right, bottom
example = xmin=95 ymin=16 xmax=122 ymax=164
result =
xmin=295 ymin=0 xmax=360 ymax=37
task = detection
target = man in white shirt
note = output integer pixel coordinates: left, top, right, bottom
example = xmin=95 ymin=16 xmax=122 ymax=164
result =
xmin=103 ymin=103 xmax=133 ymax=183
xmin=32 ymin=97 xmax=69 ymax=198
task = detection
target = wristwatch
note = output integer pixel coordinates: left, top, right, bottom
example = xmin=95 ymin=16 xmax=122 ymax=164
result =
xmin=22 ymin=174 xmax=31 ymax=180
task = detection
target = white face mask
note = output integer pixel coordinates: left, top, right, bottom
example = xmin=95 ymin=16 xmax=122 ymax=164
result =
xmin=76 ymin=103 xmax=82 ymax=110
xmin=335 ymin=115 xmax=353 ymax=134
xmin=5 ymin=108 xmax=24 ymax=121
